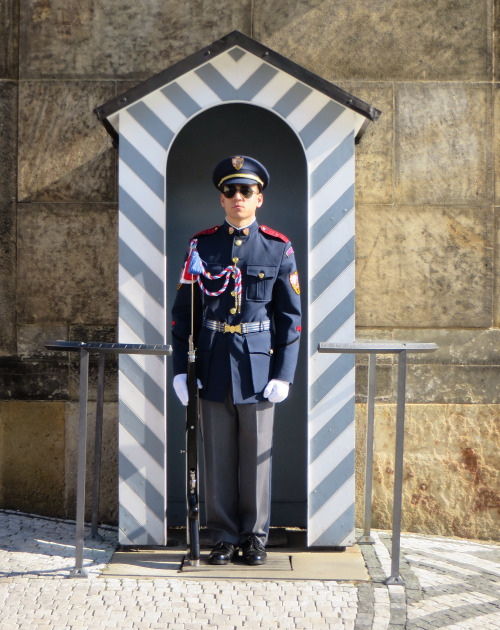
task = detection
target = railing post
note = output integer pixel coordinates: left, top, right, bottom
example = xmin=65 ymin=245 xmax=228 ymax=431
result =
xmin=386 ymin=349 xmax=407 ymax=585
xmin=90 ymin=352 xmax=106 ymax=540
xmin=70 ymin=348 xmax=90 ymax=578
xmin=45 ymin=340 xmax=172 ymax=577
xmin=359 ymin=352 xmax=377 ymax=544
xmin=317 ymin=341 xmax=437 ymax=585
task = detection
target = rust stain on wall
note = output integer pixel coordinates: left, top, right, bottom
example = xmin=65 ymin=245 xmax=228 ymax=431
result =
xmin=460 ymin=446 xmax=500 ymax=515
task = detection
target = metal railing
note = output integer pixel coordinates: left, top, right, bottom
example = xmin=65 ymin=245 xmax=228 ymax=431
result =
xmin=47 ymin=338 xmax=436 ymax=581
xmin=318 ymin=341 xmax=438 ymax=585
xmin=45 ymin=341 xmax=172 ymax=577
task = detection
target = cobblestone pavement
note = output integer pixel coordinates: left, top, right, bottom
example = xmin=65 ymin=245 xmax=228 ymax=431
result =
xmin=1 ymin=511 xmax=499 ymax=629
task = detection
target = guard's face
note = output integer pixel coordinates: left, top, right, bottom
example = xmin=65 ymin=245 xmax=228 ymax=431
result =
xmin=220 ymin=184 xmax=263 ymax=227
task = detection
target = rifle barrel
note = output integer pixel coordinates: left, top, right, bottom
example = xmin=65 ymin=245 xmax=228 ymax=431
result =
xmin=186 ymin=345 xmax=200 ymax=565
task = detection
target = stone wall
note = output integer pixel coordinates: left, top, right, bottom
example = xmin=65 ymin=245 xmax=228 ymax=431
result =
xmin=0 ymin=0 xmax=498 ymax=538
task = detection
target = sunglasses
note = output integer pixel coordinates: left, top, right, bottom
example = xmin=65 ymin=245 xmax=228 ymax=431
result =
xmin=222 ymin=184 xmax=259 ymax=199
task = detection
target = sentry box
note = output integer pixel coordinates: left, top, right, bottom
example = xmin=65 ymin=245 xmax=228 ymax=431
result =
xmin=95 ymin=30 xmax=380 ymax=548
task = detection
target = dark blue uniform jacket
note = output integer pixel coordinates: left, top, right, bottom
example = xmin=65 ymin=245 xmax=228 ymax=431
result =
xmin=171 ymin=220 xmax=302 ymax=404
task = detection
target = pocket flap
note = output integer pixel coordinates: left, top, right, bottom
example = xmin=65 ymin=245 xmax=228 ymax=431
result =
xmin=246 ymin=265 xmax=276 ymax=279
xmin=246 ymin=332 xmax=272 ymax=354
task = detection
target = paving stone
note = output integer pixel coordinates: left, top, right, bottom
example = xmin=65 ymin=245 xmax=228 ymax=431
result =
xmin=2 ymin=513 xmax=500 ymax=629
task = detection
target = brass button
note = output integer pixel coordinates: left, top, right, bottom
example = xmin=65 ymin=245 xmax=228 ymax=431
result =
xmin=270 ymin=349 xmax=274 ymax=355
xmin=258 ymin=272 xmax=265 ymax=279
xmin=232 ymin=257 xmax=239 ymax=264
xmin=235 ymin=239 xmax=242 ymax=246
xmin=231 ymin=290 xmax=236 ymax=297
xmin=230 ymin=308 xmax=237 ymax=315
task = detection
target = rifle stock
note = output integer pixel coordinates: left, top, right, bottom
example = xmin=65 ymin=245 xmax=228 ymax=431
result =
xmin=186 ymin=336 xmax=200 ymax=565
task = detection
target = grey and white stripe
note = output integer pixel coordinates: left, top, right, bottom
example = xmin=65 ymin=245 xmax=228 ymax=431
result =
xmin=116 ymin=47 xmax=366 ymax=545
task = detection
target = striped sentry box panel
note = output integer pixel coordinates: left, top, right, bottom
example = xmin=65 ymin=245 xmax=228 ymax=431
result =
xmin=113 ymin=46 xmax=366 ymax=546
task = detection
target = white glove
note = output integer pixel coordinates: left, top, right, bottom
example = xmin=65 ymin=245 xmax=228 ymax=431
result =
xmin=173 ymin=374 xmax=202 ymax=406
xmin=263 ymin=379 xmax=290 ymax=403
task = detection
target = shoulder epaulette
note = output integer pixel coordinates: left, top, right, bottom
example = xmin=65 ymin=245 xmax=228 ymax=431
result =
xmin=260 ymin=225 xmax=289 ymax=243
xmin=192 ymin=225 xmax=220 ymax=238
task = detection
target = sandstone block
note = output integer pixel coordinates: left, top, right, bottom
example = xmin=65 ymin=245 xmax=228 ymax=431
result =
xmin=0 ymin=83 xmax=17 ymax=354
xmin=254 ymin=0 xmax=491 ymax=81
xmin=65 ymin=402 xmax=118 ymax=524
xmin=0 ymin=401 xmax=65 ymax=515
xmin=404 ymin=364 xmax=500 ymax=405
xmin=390 ymin=327 xmax=500 ymax=365
xmin=354 ymin=328 xmax=500 ymax=405
xmin=495 ymin=0 xmax=500 ymax=82
xmin=338 ymin=82 xmax=392 ymax=204
xmin=495 ymin=87 xmax=500 ymax=204
xmin=0 ymin=356 xmax=68 ymax=400
xmin=0 ymin=204 xmax=16 ymax=355
xmin=0 ymin=81 xmax=17 ymax=202
xmin=355 ymin=364 xmax=393 ymax=403
xmin=355 ymin=403 xmax=500 ymax=541
xmin=19 ymin=0 xmax=252 ymax=79
xmin=495 ymin=207 xmax=500 ymax=327
xmin=356 ymin=205 xmax=493 ymax=328
xmin=0 ymin=0 xmax=18 ymax=79
xmin=17 ymin=324 xmax=69 ymax=358
xmin=17 ymin=203 xmax=118 ymax=324
xmin=18 ymin=81 xmax=116 ymax=202
xmin=395 ymin=83 xmax=492 ymax=205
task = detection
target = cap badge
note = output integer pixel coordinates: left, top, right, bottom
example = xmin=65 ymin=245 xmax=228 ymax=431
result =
xmin=232 ymin=156 xmax=244 ymax=170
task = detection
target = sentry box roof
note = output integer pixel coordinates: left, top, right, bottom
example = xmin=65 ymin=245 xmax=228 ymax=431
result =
xmin=95 ymin=30 xmax=380 ymax=145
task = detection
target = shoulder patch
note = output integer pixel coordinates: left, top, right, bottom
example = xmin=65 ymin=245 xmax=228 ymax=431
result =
xmin=260 ymin=225 xmax=289 ymax=243
xmin=192 ymin=225 xmax=220 ymax=238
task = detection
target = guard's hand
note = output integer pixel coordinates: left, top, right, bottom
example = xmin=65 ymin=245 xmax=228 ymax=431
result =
xmin=263 ymin=379 xmax=290 ymax=403
xmin=173 ymin=374 xmax=189 ymax=406
xmin=173 ymin=374 xmax=202 ymax=406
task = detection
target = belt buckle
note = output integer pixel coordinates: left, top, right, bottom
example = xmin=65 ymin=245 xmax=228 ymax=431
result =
xmin=223 ymin=323 xmax=241 ymax=334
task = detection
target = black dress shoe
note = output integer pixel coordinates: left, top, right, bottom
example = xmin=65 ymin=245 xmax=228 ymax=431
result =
xmin=240 ymin=535 xmax=267 ymax=565
xmin=208 ymin=542 xmax=236 ymax=565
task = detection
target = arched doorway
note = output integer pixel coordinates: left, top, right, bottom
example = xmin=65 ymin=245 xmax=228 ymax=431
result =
xmin=165 ymin=102 xmax=308 ymax=527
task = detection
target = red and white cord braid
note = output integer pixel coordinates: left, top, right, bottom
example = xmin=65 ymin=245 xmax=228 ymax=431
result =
xmin=190 ymin=239 xmax=242 ymax=299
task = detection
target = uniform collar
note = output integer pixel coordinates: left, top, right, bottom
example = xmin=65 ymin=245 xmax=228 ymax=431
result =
xmin=222 ymin=219 xmax=259 ymax=237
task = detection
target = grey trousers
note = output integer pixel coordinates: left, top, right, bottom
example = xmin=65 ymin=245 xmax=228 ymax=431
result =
xmin=200 ymin=391 xmax=275 ymax=546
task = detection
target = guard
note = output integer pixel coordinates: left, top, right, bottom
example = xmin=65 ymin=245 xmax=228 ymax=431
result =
xmin=171 ymin=155 xmax=302 ymax=565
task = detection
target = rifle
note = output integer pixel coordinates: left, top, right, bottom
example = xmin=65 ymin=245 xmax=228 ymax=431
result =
xmin=186 ymin=290 xmax=200 ymax=565
xmin=181 ymin=242 xmax=206 ymax=565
